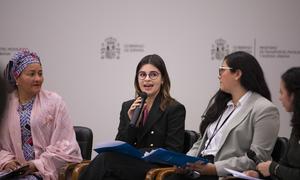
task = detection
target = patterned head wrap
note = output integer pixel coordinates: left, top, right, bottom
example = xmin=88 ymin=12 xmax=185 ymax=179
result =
xmin=4 ymin=49 xmax=41 ymax=88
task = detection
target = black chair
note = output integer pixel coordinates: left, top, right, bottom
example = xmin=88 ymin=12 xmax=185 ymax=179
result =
xmin=59 ymin=126 xmax=93 ymax=180
xmin=74 ymin=126 xmax=93 ymax=160
xmin=183 ymin=130 xmax=200 ymax=153
xmin=271 ymin=136 xmax=289 ymax=162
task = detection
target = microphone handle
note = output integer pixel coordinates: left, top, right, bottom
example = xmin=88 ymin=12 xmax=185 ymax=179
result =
xmin=129 ymin=98 xmax=146 ymax=127
xmin=129 ymin=107 xmax=142 ymax=127
xmin=253 ymin=157 xmax=263 ymax=165
xmin=247 ymin=150 xmax=263 ymax=165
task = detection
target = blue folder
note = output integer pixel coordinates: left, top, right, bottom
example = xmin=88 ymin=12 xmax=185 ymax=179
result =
xmin=94 ymin=140 xmax=143 ymax=159
xmin=143 ymin=148 xmax=208 ymax=166
xmin=94 ymin=141 xmax=208 ymax=167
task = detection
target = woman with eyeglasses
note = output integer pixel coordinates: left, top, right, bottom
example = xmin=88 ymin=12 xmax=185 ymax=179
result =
xmin=79 ymin=54 xmax=186 ymax=180
xmin=0 ymin=49 xmax=82 ymax=180
xmin=244 ymin=67 xmax=300 ymax=180
xmin=164 ymin=51 xmax=280 ymax=180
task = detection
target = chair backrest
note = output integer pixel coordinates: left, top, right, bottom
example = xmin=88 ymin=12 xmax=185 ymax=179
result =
xmin=183 ymin=130 xmax=200 ymax=153
xmin=271 ymin=137 xmax=289 ymax=162
xmin=74 ymin=126 xmax=93 ymax=160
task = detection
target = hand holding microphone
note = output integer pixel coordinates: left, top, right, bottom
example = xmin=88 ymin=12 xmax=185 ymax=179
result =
xmin=247 ymin=150 xmax=272 ymax=177
xmin=129 ymin=92 xmax=147 ymax=127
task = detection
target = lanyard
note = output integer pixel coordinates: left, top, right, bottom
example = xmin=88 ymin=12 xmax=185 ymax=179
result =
xmin=203 ymin=108 xmax=235 ymax=151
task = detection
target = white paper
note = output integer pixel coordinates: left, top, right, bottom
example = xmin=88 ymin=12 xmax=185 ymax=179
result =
xmin=224 ymin=168 xmax=263 ymax=180
xmin=94 ymin=140 xmax=125 ymax=149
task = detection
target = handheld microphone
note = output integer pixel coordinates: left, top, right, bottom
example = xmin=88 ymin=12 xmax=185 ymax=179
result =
xmin=247 ymin=150 xmax=263 ymax=165
xmin=129 ymin=92 xmax=147 ymax=127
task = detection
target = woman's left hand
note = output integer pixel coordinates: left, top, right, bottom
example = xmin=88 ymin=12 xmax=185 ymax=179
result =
xmin=22 ymin=161 xmax=38 ymax=176
xmin=186 ymin=161 xmax=216 ymax=175
xmin=256 ymin=161 xmax=271 ymax=177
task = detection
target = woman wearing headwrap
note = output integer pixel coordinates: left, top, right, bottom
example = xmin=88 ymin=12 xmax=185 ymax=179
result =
xmin=0 ymin=49 xmax=82 ymax=180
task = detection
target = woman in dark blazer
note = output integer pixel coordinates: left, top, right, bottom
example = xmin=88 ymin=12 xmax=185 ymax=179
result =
xmin=116 ymin=92 xmax=185 ymax=152
xmin=79 ymin=54 xmax=186 ymax=180
xmin=245 ymin=67 xmax=300 ymax=180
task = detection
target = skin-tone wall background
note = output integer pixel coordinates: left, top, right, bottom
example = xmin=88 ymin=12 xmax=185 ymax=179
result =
xmin=1 ymin=0 xmax=300 ymax=158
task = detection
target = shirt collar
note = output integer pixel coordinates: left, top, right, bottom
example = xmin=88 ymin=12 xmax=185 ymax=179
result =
xmin=227 ymin=91 xmax=252 ymax=108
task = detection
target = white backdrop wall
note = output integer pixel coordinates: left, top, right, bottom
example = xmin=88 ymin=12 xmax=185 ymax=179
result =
xmin=1 ymin=0 xmax=300 ymax=157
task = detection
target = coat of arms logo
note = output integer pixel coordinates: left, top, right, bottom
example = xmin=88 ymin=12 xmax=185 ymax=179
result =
xmin=101 ymin=37 xmax=120 ymax=59
xmin=211 ymin=38 xmax=230 ymax=60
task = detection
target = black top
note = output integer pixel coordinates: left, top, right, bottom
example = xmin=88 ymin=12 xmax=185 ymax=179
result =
xmin=270 ymin=130 xmax=300 ymax=180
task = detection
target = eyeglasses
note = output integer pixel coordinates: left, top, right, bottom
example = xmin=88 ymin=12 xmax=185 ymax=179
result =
xmin=218 ymin=66 xmax=233 ymax=76
xmin=138 ymin=71 xmax=160 ymax=80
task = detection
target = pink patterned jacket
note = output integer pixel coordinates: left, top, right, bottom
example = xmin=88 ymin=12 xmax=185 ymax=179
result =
xmin=0 ymin=89 xmax=82 ymax=180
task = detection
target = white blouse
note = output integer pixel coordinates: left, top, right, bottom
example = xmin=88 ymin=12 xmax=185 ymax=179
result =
xmin=201 ymin=91 xmax=252 ymax=156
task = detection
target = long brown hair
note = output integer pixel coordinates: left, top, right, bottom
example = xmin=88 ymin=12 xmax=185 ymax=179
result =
xmin=134 ymin=54 xmax=174 ymax=111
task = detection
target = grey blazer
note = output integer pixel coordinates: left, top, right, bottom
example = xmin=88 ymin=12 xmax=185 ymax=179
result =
xmin=187 ymin=92 xmax=280 ymax=176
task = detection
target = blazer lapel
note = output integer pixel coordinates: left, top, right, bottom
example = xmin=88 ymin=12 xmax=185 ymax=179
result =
xmin=137 ymin=95 xmax=163 ymax=141
xmin=217 ymin=93 xmax=260 ymax=150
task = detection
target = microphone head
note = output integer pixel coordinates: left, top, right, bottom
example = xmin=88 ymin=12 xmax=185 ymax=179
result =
xmin=139 ymin=92 xmax=148 ymax=99
xmin=247 ymin=150 xmax=256 ymax=159
xmin=247 ymin=149 xmax=263 ymax=165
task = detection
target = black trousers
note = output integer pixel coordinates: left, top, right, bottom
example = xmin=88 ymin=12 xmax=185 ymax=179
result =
xmin=78 ymin=152 xmax=164 ymax=180
xmin=79 ymin=152 xmax=219 ymax=180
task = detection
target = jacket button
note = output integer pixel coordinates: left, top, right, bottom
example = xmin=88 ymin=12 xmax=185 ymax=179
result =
xmin=134 ymin=142 xmax=137 ymax=145
xmin=151 ymin=131 xmax=154 ymax=134
xmin=150 ymin=144 xmax=154 ymax=147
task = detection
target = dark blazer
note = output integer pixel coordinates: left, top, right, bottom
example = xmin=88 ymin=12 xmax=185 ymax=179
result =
xmin=269 ymin=130 xmax=300 ymax=180
xmin=115 ymin=94 xmax=186 ymax=153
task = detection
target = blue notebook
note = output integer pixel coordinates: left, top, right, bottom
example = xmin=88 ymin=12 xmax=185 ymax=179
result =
xmin=94 ymin=140 xmax=143 ymax=159
xmin=143 ymin=148 xmax=208 ymax=166
xmin=94 ymin=140 xmax=208 ymax=167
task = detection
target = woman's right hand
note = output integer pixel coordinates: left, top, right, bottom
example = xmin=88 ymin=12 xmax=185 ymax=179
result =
xmin=3 ymin=160 xmax=21 ymax=171
xmin=174 ymin=166 xmax=190 ymax=174
xmin=127 ymin=97 xmax=143 ymax=120
xmin=243 ymin=170 xmax=260 ymax=177
xmin=21 ymin=161 xmax=38 ymax=176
